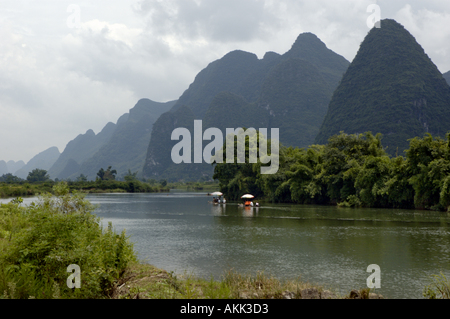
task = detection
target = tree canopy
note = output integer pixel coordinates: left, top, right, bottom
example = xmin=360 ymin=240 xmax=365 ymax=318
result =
xmin=96 ymin=166 xmax=117 ymax=181
xmin=26 ymin=169 xmax=50 ymax=183
xmin=213 ymin=130 xmax=450 ymax=211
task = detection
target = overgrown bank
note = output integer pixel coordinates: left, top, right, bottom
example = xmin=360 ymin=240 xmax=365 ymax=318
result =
xmin=0 ymin=180 xmax=170 ymax=199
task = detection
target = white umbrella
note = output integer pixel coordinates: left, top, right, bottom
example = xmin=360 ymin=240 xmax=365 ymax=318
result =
xmin=211 ymin=192 xmax=223 ymax=196
xmin=241 ymin=194 xmax=255 ymax=199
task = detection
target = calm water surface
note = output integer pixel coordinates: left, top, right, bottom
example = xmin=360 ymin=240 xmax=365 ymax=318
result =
xmin=4 ymin=191 xmax=450 ymax=298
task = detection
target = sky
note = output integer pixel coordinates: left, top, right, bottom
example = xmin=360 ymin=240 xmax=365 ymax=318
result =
xmin=1 ymin=0 xmax=450 ymax=163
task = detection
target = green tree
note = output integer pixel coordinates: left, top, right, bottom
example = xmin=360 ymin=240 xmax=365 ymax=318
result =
xmin=97 ymin=166 xmax=117 ymax=181
xmin=124 ymin=169 xmax=138 ymax=182
xmin=406 ymin=133 xmax=450 ymax=210
xmin=212 ymin=129 xmax=271 ymax=200
xmin=76 ymin=174 xmax=88 ymax=182
xmin=0 ymin=174 xmax=24 ymax=183
xmin=26 ymin=169 xmax=50 ymax=183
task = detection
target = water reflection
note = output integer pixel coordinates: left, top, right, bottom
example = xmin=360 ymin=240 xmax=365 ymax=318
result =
xmin=240 ymin=206 xmax=259 ymax=217
xmin=210 ymin=203 xmax=226 ymax=216
xmin=210 ymin=203 xmax=262 ymax=217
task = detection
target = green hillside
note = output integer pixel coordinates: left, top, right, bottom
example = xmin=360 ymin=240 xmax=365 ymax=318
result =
xmin=142 ymin=105 xmax=211 ymax=181
xmin=258 ymin=58 xmax=332 ymax=148
xmin=203 ymin=92 xmax=266 ymax=132
xmin=315 ymin=19 xmax=450 ymax=156
xmin=283 ymin=32 xmax=350 ymax=90
xmin=170 ymin=50 xmax=265 ymax=119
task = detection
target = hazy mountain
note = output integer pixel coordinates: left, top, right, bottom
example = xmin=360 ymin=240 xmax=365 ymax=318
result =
xmin=58 ymin=159 xmax=81 ymax=180
xmin=75 ymin=99 xmax=176 ymax=180
xmin=143 ymin=32 xmax=350 ymax=181
xmin=15 ymin=147 xmax=60 ymax=179
xmin=315 ymin=19 xmax=450 ymax=156
xmin=7 ymin=160 xmax=25 ymax=174
xmin=0 ymin=160 xmax=25 ymax=176
xmin=444 ymin=71 xmax=450 ymax=86
xmin=48 ymin=123 xmax=117 ymax=179
xmin=0 ymin=161 xmax=7 ymax=176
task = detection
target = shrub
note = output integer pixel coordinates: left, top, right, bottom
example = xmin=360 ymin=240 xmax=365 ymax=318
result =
xmin=0 ymin=182 xmax=136 ymax=299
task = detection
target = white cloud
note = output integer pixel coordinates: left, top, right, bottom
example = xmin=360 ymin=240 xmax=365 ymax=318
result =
xmin=1 ymin=0 xmax=450 ymax=163
xmin=395 ymin=4 xmax=450 ymax=73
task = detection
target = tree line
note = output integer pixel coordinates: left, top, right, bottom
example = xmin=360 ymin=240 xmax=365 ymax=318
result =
xmin=213 ymin=131 xmax=450 ymax=211
xmin=0 ymin=167 xmax=171 ymax=198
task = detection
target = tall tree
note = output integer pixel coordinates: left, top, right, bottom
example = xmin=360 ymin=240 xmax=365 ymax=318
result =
xmin=27 ymin=169 xmax=50 ymax=183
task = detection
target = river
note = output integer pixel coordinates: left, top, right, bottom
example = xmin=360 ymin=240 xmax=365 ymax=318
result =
xmin=3 ymin=190 xmax=450 ymax=298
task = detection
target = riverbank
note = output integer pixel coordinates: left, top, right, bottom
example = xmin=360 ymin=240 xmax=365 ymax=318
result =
xmin=0 ymin=180 xmax=170 ymax=199
xmin=111 ymin=262 xmax=385 ymax=299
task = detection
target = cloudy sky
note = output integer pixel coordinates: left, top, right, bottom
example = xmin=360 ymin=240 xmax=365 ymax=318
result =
xmin=1 ymin=0 xmax=450 ymax=163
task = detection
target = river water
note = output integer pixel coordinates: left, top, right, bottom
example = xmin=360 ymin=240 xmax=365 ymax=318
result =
xmin=3 ymin=191 xmax=450 ymax=298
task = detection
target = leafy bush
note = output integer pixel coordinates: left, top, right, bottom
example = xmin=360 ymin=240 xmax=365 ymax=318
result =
xmin=0 ymin=182 xmax=136 ymax=299
xmin=423 ymin=273 xmax=450 ymax=299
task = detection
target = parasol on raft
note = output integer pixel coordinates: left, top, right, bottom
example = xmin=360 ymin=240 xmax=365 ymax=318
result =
xmin=210 ymin=192 xmax=223 ymax=196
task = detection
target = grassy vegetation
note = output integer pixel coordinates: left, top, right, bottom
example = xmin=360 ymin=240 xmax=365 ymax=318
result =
xmin=0 ymin=180 xmax=171 ymax=199
xmin=0 ymin=182 xmax=136 ymax=299
xmin=423 ymin=273 xmax=450 ymax=299
xmin=111 ymin=262 xmax=380 ymax=300
xmin=0 ymin=182 xmax=53 ymax=199
xmin=167 ymin=181 xmax=220 ymax=191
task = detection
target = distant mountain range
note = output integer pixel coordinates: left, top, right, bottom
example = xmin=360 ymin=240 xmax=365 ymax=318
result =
xmin=4 ymin=20 xmax=450 ymax=182
xmin=143 ymin=32 xmax=350 ymax=181
xmin=47 ymin=99 xmax=176 ymax=181
xmin=0 ymin=160 xmax=25 ymax=176
xmin=315 ymin=19 xmax=450 ymax=156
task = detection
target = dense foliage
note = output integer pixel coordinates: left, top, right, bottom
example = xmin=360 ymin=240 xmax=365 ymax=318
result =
xmin=27 ymin=169 xmax=51 ymax=183
xmin=0 ymin=182 xmax=136 ymax=299
xmin=214 ymin=131 xmax=450 ymax=211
